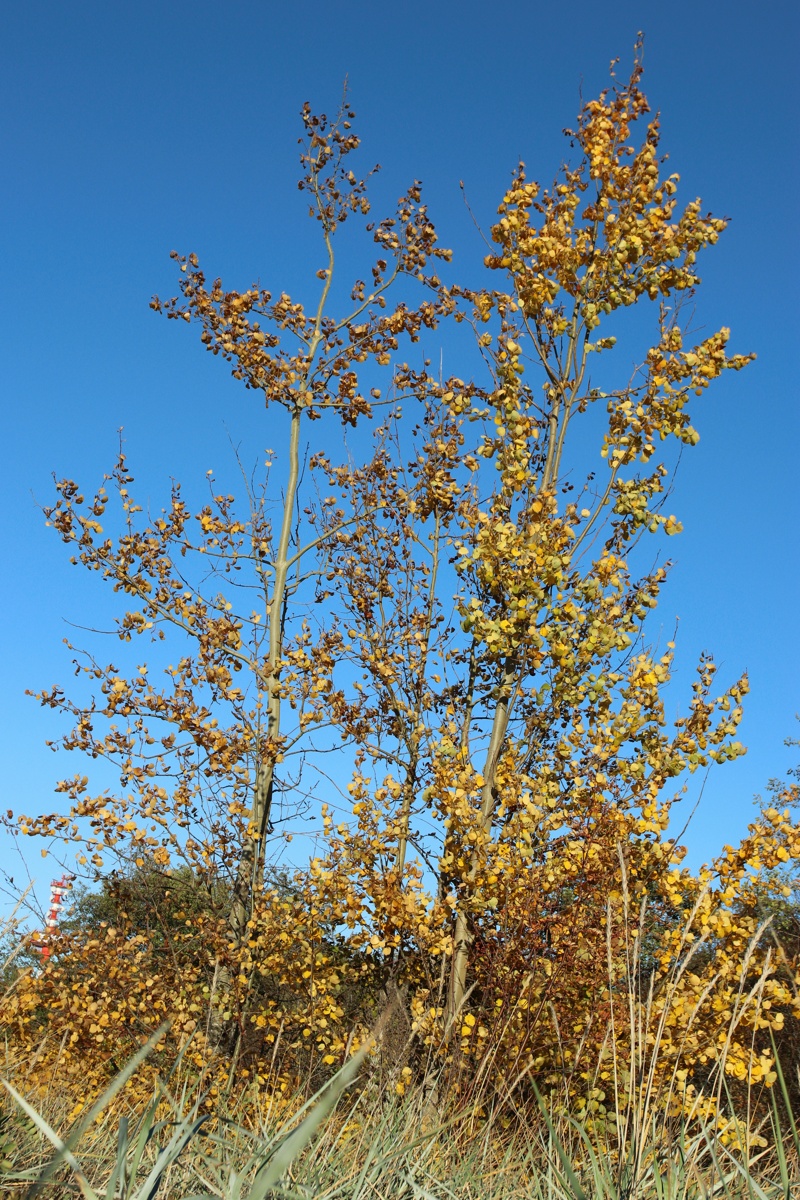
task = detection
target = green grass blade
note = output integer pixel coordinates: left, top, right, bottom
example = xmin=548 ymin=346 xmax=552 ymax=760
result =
xmin=247 ymin=1046 xmax=368 ymax=1200
xmin=104 ymin=1114 xmax=129 ymax=1200
xmin=530 ymin=1083 xmax=588 ymax=1200
xmin=769 ymin=1093 xmax=791 ymax=1200
xmin=0 ymin=1076 xmax=98 ymax=1200
xmin=134 ymin=1113 xmax=210 ymax=1200
xmin=1 ymin=1023 xmax=170 ymax=1199
xmin=771 ymin=1032 xmax=800 ymax=1162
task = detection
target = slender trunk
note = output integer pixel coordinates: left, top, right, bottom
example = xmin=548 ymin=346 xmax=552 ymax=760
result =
xmin=395 ymin=761 xmax=417 ymax=880
xmin=230 ymin=405 xmax=302 ymax=944
xmin=447 ymin=324 xmax=581 ymax=1027
xmin=228 ymin=189 xmax=333 ymax=945
xmin=448 ymin=661 xmax=516 ymax=1029
xmin=396 ymin=512 xmax=441 ymax=880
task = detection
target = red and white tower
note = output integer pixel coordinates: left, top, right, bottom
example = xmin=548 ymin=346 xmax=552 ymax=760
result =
xmin=32 ymin=874 xmax=75 ymax=961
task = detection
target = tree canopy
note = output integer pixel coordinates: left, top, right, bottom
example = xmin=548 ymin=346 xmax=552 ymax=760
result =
xmin=4 ymin=50 xmax=798 ymax=1133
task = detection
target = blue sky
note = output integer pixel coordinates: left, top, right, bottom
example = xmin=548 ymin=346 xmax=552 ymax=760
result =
xmin=2 ymin=1 xmax=798 ymax=912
